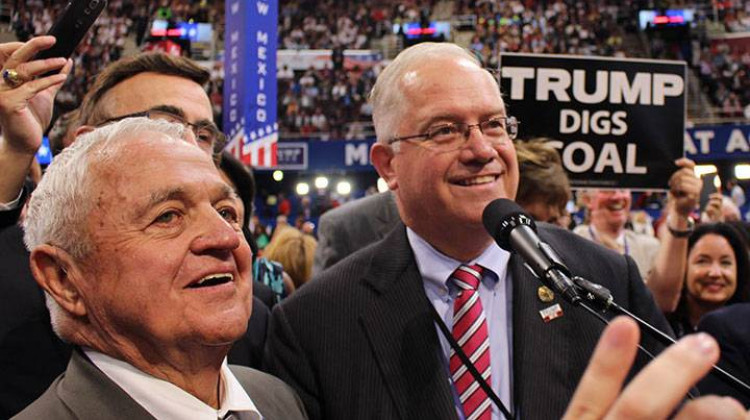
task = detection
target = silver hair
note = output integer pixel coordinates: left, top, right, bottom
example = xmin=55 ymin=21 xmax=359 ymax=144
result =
xmin=368 ymin=43 xmax=484 ymax=149
xmin=23 ymin=117 xmax=187 ymax=257
xmin=23 ymin=117 xmax=188 ymax=339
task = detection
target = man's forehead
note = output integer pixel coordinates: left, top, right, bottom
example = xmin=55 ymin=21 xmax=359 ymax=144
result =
xmin=98 ymin=72 xmax=210 ymax=117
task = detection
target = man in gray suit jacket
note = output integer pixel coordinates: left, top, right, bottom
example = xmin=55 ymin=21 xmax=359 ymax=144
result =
xmin=265 ymin=42 xmax=743 ymax=419
xmin=15 ymin=119 xmax=306 ymax=419
xmin=313 ymin=190 xmax=400 ymax=275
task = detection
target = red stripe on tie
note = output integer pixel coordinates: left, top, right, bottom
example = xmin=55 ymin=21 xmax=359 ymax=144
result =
xmin=449 ymin=264 xmax=492 ymax=419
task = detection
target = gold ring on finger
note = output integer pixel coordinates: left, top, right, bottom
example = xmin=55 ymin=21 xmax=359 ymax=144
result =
xmin=2 ymin=68 xmax=23 ymax=88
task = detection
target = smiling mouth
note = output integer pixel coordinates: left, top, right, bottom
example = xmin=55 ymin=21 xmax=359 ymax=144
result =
xmin=455 ymin=175 xmax=497 ymax=186
xmin=188 ymin=273 xmax=234 ymax=289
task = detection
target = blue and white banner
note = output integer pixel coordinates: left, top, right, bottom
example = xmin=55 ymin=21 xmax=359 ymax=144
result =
xmin=273 ymin=140 xmax=377 ymax=172
xmin=685 ymin=124 xmax=750 ymax=161
xmin=224 ymin=0 xmax=278 ymax=168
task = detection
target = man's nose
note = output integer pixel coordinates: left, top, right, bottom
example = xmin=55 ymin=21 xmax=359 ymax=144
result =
xmin=190 ymin=208 xmax=241 ymax=254
xmin=462 ymin=125 xmax=497 ymax=160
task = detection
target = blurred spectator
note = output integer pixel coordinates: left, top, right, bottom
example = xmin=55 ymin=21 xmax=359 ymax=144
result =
xmin=514 ymin=138 xmax=571 ymax=228
xmin=278 ymin=193 xmax=292 ymax=216
xmin=264 ymin=227 xmax=318 ymax=290
xmin=252 ymin=215 xmax=271 ymax=250
xmin=573 ymin=159 xmax=703 ymax=313
xmin=666 ymin=222 xmax=750 ymax=337
xmin=728 ymin=179 xmax=746 ymax=209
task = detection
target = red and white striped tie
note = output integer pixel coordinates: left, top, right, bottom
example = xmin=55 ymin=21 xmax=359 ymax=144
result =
xmin=449 ymin=264 xmax=492 ymax=420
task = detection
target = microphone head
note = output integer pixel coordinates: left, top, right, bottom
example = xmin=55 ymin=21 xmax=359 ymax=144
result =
xmin=482 ymin=198 xmax=537 ymax=251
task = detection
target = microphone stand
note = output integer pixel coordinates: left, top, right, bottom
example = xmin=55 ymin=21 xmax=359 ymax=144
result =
xmin=565 ymin=274 xmax=750 ymax=399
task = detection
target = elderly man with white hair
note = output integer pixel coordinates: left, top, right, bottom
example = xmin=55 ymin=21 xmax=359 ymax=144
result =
xmin=15 ymin=118 xmax=306 ymax=419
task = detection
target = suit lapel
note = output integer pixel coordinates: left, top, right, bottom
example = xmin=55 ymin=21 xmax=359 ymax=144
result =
xmin=511 ymin=252 xmax=584 ymax=418
xmin=359 ymin=226 xmax=457 ymax=420
xmin=58 ymin=350 xmax=155 ymax=419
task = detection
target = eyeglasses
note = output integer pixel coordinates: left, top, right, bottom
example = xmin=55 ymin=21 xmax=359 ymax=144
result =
xmin=388 ymin=116 xmax=519 ymax=152
xmin=98 ymin=110 xmax=226 ymax=149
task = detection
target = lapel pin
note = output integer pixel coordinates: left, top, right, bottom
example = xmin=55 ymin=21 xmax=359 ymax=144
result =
xmin=537 ymin=286 xmax=555 ymax=303
xmin=539 ymin=303 xmax=563 ymax=323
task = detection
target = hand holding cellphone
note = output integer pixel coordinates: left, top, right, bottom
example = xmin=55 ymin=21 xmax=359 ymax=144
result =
xmin=700 ymin=173 xmax=721 ymax=211
xmin=34 ymin=0 xmax=108 ymax=65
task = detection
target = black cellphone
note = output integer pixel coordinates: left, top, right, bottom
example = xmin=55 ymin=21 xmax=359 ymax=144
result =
xmin=34 ymin=0 xmax=108 ymax=63
xmin=700 ymin=173 xmax=720 ymax=211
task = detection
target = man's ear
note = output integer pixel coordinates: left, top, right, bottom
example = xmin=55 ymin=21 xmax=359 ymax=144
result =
xmin=371 ymin=143 xmax=398 ymax=190
xmin=73 ymin=125 xmax=95 ymax=138
xmin=30 ymin=245 xmax=87 ymax=317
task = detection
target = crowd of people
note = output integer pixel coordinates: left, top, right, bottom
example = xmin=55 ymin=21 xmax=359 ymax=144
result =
xmin=697 ymin=42 xmax=750 ymax=119
xmin=278 ymin=0 xmax=433 ymax=50
xmin=461 ymin=0 xmax=631 ymax=66
xmin=277 ymin=64 xmax=380 ymax=138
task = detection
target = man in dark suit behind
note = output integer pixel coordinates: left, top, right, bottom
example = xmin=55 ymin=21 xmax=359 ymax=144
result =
xmin=15 ymin=118 xmax=306 ymax=419
xmin=265 ymin=42 xmax=742 ymax=419
xmin=699 ymin=303 xmax=750 ymax=408
xmin=312 ymin=190 xmax=399 ymax=275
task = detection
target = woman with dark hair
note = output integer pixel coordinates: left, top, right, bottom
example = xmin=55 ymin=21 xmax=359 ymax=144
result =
xmin=666 ymin=222 xmax=750 ymax=337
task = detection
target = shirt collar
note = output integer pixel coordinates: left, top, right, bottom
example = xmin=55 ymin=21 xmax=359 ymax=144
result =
xmin=84 ymin=349 xmax=262 ymax=420
xmin=406 ymin=227 xmax=510 ymax=289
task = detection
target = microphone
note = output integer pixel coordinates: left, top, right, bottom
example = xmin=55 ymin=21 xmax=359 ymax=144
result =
xmin=482 ymin=199 xmax=750 ymax=399
xmin=482 ymin=198 xmax=581 ymax=304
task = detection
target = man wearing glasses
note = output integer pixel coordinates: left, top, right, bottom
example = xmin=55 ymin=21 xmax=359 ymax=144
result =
xmin=265 ymin=42 xmax=742 ymax=419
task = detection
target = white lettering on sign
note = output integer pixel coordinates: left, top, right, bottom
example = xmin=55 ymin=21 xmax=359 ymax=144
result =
xmin=278 ymin=148 xmax=302 ymax=162
xmin=345 ymin=143 xmax=369 ymax=166
xmin=554 ymin=141 xmax=646 ymax=174
xmin=559 ymin=109 xmax=627 ymax=136
xmin=684 ymin=132 xmax=698 ymax=155
xmin=256 ymin=1 xmax=268 ymax=15
xmin=501 ymin=67 xmax=684 ymax=105
xmin=727 ymin=129 xmax=750 ymax=153
xmin=256 ymin=30 xmax=269 ymax=123
xmin=692 ymin=130 xmax=715 ymax=154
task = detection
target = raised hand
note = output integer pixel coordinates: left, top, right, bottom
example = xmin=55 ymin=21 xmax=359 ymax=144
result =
xmin=0 ymin=36 xmax=71 ymax=155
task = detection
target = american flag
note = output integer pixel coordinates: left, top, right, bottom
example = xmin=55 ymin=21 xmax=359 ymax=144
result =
xmin=225 ymin=122 xmax=278 ymax=168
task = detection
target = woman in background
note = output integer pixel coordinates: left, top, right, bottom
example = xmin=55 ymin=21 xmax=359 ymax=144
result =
xmin=264 ymin=226 xmax=318 ymax=289
xmin=667 ymin=222 xmax=750 ymax=337
xmin=514 ymin=138 xmax=572 ymax=228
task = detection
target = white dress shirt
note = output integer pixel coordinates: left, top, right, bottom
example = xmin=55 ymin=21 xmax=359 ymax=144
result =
xmin=85 ymin=349 xmax=262 ymax=420
xmin=407 ymin=228 xmax=514 ymax=420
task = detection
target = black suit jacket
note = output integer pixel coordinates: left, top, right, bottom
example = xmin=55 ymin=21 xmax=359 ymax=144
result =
xmin=698 ymin=303 xmax=750 ymax=408
xmin=0 ymin=185 xmax=27 ymax=230
xmin=265 ymin=223 xmax=671 ymax=420
xmin=0 ymin=224 xmax=71 ymax=419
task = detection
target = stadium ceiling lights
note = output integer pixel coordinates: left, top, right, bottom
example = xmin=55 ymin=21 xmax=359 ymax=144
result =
xmin=315 ymin=176 xmax=329 ymax=190
xmin=736 ymin=164 xmax=750 ymax=180
xmin=296 ymin=182 xmax=310 ymax=196
xmin=336 ymin=181 xmax=352 ymax=196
